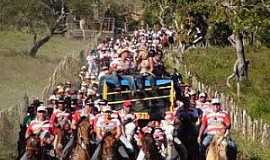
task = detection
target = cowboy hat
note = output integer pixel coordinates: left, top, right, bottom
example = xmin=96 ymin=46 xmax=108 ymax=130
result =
xmin=211 ymin=98 xmax=221 ymax=104
xmin=37 ymin=105 xmax=47 ymax=112
xmin=117 ymin=47 xmax=130 ymax=56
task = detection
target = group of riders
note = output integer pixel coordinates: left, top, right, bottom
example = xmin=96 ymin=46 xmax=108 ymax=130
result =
xmin=18 ymin=26 xmax=237 ymax=160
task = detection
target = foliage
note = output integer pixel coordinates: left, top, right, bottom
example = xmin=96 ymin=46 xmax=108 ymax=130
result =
xmin=67 ymin=0 xmax=95 ymax=16
xmin=207 ymin=22 xmax=233 ymax=46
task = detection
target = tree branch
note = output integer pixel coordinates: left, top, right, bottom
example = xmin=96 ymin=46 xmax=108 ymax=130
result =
xmin=226 ymin=59 xmax=239 ymax=87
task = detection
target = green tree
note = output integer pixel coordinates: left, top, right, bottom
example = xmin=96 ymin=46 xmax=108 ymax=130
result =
xmin=144 ymin=0 xmax=269 ymax=92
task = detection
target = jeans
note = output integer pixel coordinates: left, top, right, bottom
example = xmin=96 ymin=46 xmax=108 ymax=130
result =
xmin=99 ymin=72 xmax=137 ymax=93
xmin=135 ymin=73 xmax=156 ymax=91
xmin=20 ymin=153 xmax=27 ymax=160
xmin=61 ymin=135 xmax=74 ymax=159
xmin=202 ymin=134 xmax=214 ymax=148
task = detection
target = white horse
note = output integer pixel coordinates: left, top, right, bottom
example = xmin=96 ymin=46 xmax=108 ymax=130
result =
xmin=161 ymin=120 xmax=188 ymax=160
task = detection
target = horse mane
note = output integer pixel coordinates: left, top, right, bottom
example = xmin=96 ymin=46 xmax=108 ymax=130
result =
xmin=206 ymin=135 xmax=227 ymax=160
xmin=78 ymin=116 xmax=88 ymax=125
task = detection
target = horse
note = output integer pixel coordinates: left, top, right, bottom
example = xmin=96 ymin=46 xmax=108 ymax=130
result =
xmin=206 ymin=135 xmax=228 ymax=160
xmin=100 ymin=128 xmax=121 ymax=160
xmin=161 ymin=120 xmax=188 ymax=160
xmin=70 ymin=117 xmax=93 ymax=160
xmin=23 ymin=136 xmax=41 ymax=160
xmin=53 ymin=120 xmax=71 ymax=158
xmin=123 ymin=120 xmax=136 ymax=142
xmin=141 ymin=133 xmax=164 ymax=160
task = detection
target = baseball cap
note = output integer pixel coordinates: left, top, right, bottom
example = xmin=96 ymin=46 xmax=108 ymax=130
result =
xmin=123 ymin=100 xmax=132 ymax=108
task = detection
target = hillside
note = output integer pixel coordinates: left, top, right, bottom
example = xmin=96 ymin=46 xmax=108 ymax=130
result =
xmin=180 ymin=47 xmax=270 ymax=122
xmin=0 ymin=31 xmax=88 ymax=111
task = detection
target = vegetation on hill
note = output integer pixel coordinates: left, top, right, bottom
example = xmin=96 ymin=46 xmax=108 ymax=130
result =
xmin=0 ymin=31 xmax=88 ymax=111
xmin=181 ymin=46 xmax=270 ymax=123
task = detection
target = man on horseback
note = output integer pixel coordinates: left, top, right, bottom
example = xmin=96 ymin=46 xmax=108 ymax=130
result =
xmin=92 ymin=105 xmax=123 ymax=160
xmin=25 ymin=105 xmax=52 ymax=139
xmin=118 ymin=100 xmax=136 ymax=154
xmin=21 ymin=105 xmax=54 ymax=160
xmin=198 ymin=98 xmax=237 ymax=159
xmin=175 ymin=97 xmax=200 ymax=160
xmin=61 ymin=100 xmax=96 ymax=159
xmin=96 ymin=105 xmax=121 ymax=140
xmin=50 ymin=98 xmax=71 ymax=157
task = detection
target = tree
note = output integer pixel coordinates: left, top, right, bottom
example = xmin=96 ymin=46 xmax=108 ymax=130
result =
xmin=3 ymin=0 xmax=69 ymax=57
xmin=219 ymin=0 xmax=270 ymax=91
xmin=143 ymin=0 xmax=269 ymax=94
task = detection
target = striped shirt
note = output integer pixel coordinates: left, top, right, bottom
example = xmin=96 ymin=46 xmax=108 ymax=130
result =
xmin=202 ymin=111 xmax=230 ymax=135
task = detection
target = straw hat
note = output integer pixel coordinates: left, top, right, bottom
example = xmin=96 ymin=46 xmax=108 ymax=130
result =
xmin=117 ymin=47 xmax=130 ymax=56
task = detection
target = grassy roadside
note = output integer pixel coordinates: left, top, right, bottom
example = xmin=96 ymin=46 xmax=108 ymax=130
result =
xmin=180 ymin=47 xmax=270 ymax=123
xmin=233 ymin=131 xmax=270 ymax=160
xmin=0 ymin=31 xmax=88 ymax=111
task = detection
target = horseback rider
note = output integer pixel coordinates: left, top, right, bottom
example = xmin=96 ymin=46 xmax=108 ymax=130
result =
xmin=21 ymin=105 xmax=54 ymax=160
xmin=25 ymin=105 xmax=52 ymax=139
xmin=118 ymin=100 xmax=136 ymax=124
xmin=118 ymin=100 xmax=136 ymax=151
xmin=61 ymin=100 xmax=96 ymax=159
xmin=198 ymin=98 xmax=237 ymax=159
xmin=49 ymin=98 xmax=71 ymax=133
xmin=90 ymin=105 xmax=123 ymax=159
xmin=196 ymin=92 xmax=212 ymax=116
xmin=175 ymin=97 xmax=200 ymax=160
xmin=96 ymin=105 xmax=121 ymax=141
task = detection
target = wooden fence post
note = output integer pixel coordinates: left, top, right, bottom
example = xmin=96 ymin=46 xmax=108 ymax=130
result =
xmin=252 ymin=120 xmax=258 ymax=141
xmin=242 ymin=109 xmax=247 ymax=137
xmin=261 ymin=123 xmax=270 ymax=147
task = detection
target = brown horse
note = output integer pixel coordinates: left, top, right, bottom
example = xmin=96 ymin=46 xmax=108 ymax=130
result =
xmin=25 ymin=136 xmax=41 ymax=160
xmin=54 ymin=121 xmax=71 ymax=158
xmin=70 ymin=117 xmax=93 ymax=160
xmin=206 ymin=135 xmax=228 ymax=160
xmin=141 ymin=133 xmax=163 ymax=160
xmin=100 ymin=128 xmax=118 ymax=160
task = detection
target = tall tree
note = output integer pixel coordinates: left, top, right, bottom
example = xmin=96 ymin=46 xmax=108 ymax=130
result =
xmin=6 ymin=0 xmax=69 ymax=57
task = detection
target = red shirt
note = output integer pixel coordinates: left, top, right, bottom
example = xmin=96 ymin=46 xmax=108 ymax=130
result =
xmin=49 ymin=110 xmax=70 ymax=127
xmin=26 ymin=119 xmax=52 ymax=138
xmin=72 ymin=110 xmax=95 ymax=128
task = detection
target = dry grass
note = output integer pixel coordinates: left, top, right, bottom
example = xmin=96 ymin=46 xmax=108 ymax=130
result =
xmin=0 ymin=31 xmax=88 ymax=111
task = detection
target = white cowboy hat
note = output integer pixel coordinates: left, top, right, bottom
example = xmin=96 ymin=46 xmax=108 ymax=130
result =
xmin=211 ymin=98 xmax=221 ymax=104
xmin=37 ymin=105 xmax=47 ymax=112
xmin=199 ymin=92 xmax=206 ymax=98
xmin=101 ymin=105 xmax=112 ymax=112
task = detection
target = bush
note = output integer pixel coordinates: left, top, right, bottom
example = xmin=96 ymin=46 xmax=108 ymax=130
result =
xmin=246 ymin=97 xmax=270 ymax=120
xmin=207 ymin=22 xmax=233 ymax=46
xmin=258 ymin=27 xmax=270 ymax=48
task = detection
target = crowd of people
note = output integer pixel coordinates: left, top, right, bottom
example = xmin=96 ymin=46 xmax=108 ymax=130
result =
xmin=18 ymin=26 xmax=237 ymax=160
